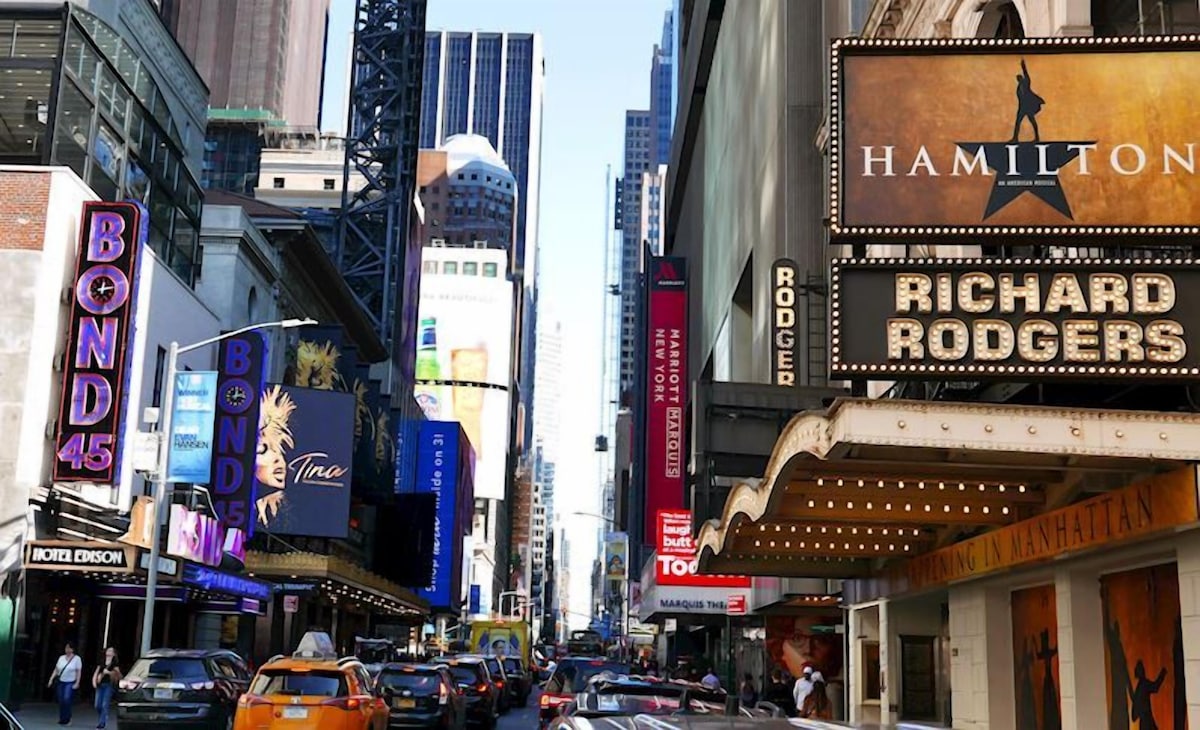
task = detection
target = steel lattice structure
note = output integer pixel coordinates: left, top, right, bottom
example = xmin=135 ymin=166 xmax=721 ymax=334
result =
xmin=338 ymin=0 xmax=428 ymax=344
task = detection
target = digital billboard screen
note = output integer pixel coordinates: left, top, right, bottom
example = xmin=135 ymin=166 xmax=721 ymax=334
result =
xmin=416 ymin=249 xmax=513 ymax=500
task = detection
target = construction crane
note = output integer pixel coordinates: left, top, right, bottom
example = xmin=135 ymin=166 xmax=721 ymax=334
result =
xmin=338 ymin=0 xmax=428 ymax=347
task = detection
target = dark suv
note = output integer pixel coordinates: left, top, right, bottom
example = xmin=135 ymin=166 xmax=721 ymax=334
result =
xmin=376 ymin=663 xmax=465 ymax=729
xmin=116 ymin=648 xmax=252 ymax=729
xmin=497 ymin=657 xmax=530 ymax=707
xmin=433 ymin=656 xmax=498 ymax=729
xmin=478 ymin=656 xmax=511 ymax=714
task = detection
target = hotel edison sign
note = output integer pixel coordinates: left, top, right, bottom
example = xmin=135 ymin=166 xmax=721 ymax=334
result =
xmin=831 ymin=258 xmax=1200 ymax=380
xmin=831 ymin=37 xmax=1200 ymax=237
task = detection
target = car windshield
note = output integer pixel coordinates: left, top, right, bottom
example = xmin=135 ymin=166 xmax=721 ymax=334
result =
xmin=547 ymin=662 xmax=630 ymax=693
xmin=485 ymin=658 xmax=502 ymax=676
xmin=574 ymin=682 xmax=728 ymax=717
xmin=127 ymin=657 xmax=209 ymax=682
xmin=250 ymin=669 xmax=347 ymax=697
xmin=379 ymin=671 xmax=439 ymax=692
xmin=448 ymin=666 xmax=481 ymax=686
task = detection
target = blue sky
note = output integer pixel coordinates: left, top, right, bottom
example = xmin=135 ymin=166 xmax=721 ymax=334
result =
xmin=322 ymin=0 xmax=672 ymax=629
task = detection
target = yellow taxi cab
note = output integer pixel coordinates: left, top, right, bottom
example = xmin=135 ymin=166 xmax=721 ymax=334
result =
xmin=234 ymin=632 xmax=388 ymax=730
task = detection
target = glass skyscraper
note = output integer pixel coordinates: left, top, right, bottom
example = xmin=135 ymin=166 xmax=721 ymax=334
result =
xmin=420 ymin=31 xmax=544 ymax=282
xmin=421 ymin=29 xmax=545 ymax=462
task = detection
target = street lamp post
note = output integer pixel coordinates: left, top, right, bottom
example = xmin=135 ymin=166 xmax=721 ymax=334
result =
xmin=139 ymin=317 xmax=316 ymax=656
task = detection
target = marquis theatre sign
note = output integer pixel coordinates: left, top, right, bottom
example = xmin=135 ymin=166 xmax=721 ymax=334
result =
xmin=830 ymin=258 xmax=1200 ymax=380
xmin=830 ymin=37 xmax=1200 ymax=238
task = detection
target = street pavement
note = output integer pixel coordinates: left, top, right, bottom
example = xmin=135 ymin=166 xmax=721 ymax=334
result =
xmin=10 ymin=690 xmax=545 ymax=729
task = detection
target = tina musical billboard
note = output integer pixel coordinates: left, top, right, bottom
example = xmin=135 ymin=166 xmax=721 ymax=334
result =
xmin=831 ymin=37 xmax=1200 ymax=238
xmin=254 ymin=384 xmax=354 ymax=538
xmin=830 ymin=258 xmax=1200 ymax=380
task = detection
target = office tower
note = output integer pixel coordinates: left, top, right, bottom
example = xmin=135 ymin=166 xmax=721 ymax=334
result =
xmin=168 ymin=0 xmax=332 ymax=192
xmin=170 ymin=0 xmax=329 ymax=126
xmin=414 ymin=136 xmax=517 ymax=249
xmin=421 ymin=29 xmax=545 ymax=479
xmin=420 ymin=31 xmax=544 ymax=280
xmin=617 ymin=9 xmax=675 ymax=396
xmin=533 ymin=316 xmax=563 ymax=523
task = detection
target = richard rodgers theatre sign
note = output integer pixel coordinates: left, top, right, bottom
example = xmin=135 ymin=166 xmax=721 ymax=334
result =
xmin=831 ymin=259 xmax=1200 ymax=379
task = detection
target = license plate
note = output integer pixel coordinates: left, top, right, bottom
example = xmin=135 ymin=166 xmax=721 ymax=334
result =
xmin=282 ymin=707 xmax=309 ymax=719
xmin=395 ymin=698 xmax=417 ymax=709
xmin=152 ymin=688 xmax=173 ymax=700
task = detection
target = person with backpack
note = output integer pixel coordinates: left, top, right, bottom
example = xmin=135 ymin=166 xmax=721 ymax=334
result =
xmin=800 ymin=670 xmax=832 ymax=719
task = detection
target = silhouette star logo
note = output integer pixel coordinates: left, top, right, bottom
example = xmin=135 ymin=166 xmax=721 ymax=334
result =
xmin=956 ymin=58 xmax=1095 ymax=221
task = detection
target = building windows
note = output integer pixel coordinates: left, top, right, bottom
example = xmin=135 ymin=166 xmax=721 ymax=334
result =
xmin=323 ymin=178 xmax=335 ymax=190
xmin=483 ymin=262 xmax=498 ymax=278
xmin=1092 ymin=0 xmax=1200 ymax=34
xmin=273 ymin=177 xmax=285 ymax=188
xmin=444 ymin=261 xmax=458 ymax=274
xmin=423 ymin=260 xmax=438 ymax=274
xmin=463 ymin=261 xmax=478 ymax=276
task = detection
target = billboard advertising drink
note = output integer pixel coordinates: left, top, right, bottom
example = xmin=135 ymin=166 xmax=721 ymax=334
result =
xmin=255 ymin=385 xmax=355 ymax=538
xmin=416 ymin=248 xmax=513 ymax=500
xmin=211 ymin=332 xmax=268 ymax=532
xmin=54 ymin=202 xmax=145 ymax=484
xmin=644 ymin=257 xmax=688 ymax=539
xmin=415 ymin=421 xmax=463 ymax=609
xmin=832 ymin=38 xmax=1200 ymax=238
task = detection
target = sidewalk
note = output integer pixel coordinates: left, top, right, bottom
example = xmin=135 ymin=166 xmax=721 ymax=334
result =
xmin=10 ymin=703 xmax=117 ymax=730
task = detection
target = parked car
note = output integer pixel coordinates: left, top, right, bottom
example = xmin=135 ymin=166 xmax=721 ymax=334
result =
xmin=116 ymin=648 xmax=252 ymax=730
xmin=376 ymin=663 xmax=465 ymax=730
xmin=537 ymin=658 xmax=629 ymax=729
xmin=477 ymin=656 xmax=511 ymax=714
xmin=0 ymin=702 xmax=20 ymax=730
xmin=497 ymin=656 xmax=531 ymax=707
xmin=233 ymin=632 xmax=388 ymax=730
xmin=431 ymin=655 xmax=499 ymax=730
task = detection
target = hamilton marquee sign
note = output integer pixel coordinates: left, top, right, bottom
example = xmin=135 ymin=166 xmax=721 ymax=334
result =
xmin=830 ymin=258 xmax=1200 ymax=380
xmin=830 ymin=37 xmax=1200 ymax=238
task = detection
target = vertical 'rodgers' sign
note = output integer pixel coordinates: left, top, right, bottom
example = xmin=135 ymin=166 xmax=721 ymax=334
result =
xmin=54 ymin=203 xmax=145 ymax=483
xmin=772 ymin=259 xmax=798 ymax=386
xmin=644 ymin=257 xmax=688 ymax=541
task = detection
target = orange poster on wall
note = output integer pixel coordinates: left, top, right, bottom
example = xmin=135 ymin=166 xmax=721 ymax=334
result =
xmin=1101 ymin=563 xmax=1187 ymax=730
xmin=1011 ymin=585 xmax=1060 ymax=730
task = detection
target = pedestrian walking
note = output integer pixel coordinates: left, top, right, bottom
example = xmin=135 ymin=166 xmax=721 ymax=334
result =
xmin=739 ymin=673 xmax=758 ymax=707
xmin=793 ymin=665 xmax=815 ymax=711
xmin=47 ymin=642 xmax=82 ymax=725
xmin=91 ymin=648 xmax=121 ymax=729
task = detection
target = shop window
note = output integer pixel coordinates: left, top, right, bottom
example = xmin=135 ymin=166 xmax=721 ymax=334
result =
xmin=11 ymin=18 xmax=61 ymax=60
xmin=0 ymin=65 xmax=52 ymax=161
xmin=1093 ymin=0 xmax=1200 ymax=34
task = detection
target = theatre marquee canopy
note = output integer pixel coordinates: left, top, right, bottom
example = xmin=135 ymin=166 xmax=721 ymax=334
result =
xmin=694 ymin=399 xmax=1200 ymax=581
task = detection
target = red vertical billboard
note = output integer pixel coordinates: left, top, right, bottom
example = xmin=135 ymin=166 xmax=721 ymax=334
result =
xmin=645 ymin=256 xmax=688 ymax=540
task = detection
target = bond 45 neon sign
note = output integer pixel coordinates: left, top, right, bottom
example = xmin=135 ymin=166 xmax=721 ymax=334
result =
xmin=53 ymin=202 xmax=144 ymax=483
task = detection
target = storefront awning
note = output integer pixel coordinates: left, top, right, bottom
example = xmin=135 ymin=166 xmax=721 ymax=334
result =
xmin=695 ymin=398 xmax=1200 ymax=579
xmin=246 ymin=550 xmax=428 ymax=618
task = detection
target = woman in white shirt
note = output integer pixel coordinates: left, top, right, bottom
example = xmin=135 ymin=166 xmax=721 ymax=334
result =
xmin=47 ymin=642 xmax=82 ymax=726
